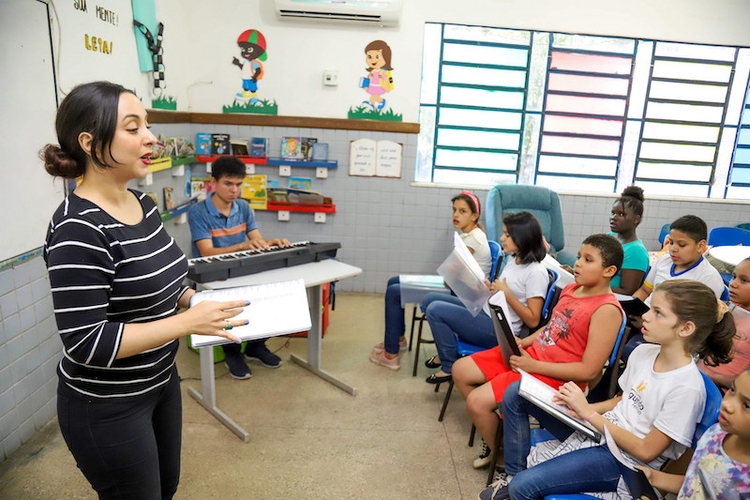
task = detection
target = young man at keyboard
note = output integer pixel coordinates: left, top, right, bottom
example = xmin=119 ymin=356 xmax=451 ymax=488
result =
xmin=188 ymin=155 xmax=291 ymax=379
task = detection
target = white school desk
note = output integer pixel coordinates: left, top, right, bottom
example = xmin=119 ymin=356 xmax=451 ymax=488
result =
xmin=187 ymin=259 xmax=362 ymax=442
xmin=708 ymin=246 xmax=750 ymax=267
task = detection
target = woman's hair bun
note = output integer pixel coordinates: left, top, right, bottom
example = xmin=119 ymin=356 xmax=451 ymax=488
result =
xmin=621 ymin=185 xmax=644 ymax=202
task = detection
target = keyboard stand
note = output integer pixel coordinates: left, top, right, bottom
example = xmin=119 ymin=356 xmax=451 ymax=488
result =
xmin=186 ymin=260 xmax=362 ymax=441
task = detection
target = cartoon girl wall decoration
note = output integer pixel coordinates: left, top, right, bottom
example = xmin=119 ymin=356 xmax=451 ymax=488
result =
xmin=361 ymin=40 xmax=394 ymax=111
xmin=233 ymin=29 xmax=267 ymax=104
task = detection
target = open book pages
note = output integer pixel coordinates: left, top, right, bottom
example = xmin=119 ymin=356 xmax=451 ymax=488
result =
xmin=542 ymin=254 xmax=574 ymax=287
xmin=437 ymin=233 xmax=490 ymax=316
xmin=189 ymin=279 xmax=311 ymax=348
xmin=517 ymin=369 xmax=602 ymax=443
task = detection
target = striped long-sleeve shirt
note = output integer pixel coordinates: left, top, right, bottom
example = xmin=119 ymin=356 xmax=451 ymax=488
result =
xmin=44 ymin=190 xmax=189 ymax=398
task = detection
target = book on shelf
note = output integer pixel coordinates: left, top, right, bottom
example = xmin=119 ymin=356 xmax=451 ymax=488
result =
xmin=348 ymin=138 xmax=402 ymax=178
xmin=281 ymin=136 xmax=304 ymax=159
xmin=288 ymin=176 xmax=312 ymax=191
xmin=300 ymin=137 xmax=318 ymax=162
xmin=196 ymin=133 xmax=212 ymax=155
xmin=230 ymin=139 xmax=249 ymax=156
xmin=241 ymin=174 xmax=267 ymax=210
xmin=250 ymin=137 xmax=268 ymax=157
xmin=189 ymin=279 xmax=311 ymax=348
xmin=312 ymin=142 xmax=329 ymax=161
xmin=211 ymin=133 xmax=231 ymax=155
xmin=163 ymin=187 xmax=175 ymax=210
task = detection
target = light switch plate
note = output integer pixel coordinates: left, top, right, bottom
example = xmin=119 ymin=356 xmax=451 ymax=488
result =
xmin=138 ymin=172 xmax=153 ymax=186
xmin=245 ymin=164 xmax=255 ymax=175
xmin=314 ymin=212 xmax=326 ymax=223
xmin=278 ymin=210 xmax=290 ymax=221
xmin=279 ymin=165 xmax=291 ymax=177
xmin=316 ymin=167 xmax=328 ymax=178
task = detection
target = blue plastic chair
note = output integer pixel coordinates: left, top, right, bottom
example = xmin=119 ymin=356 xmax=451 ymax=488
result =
xmin=708 ymin=226 xmax=750 ymax=247
xmin=658 ymin=222 xmax=671 ymax=245
xmin=488 ymin=240 xmax=503 ymax=281
xmin=540 ymin=372 xmax=723 ymax=500
xmin=721 ymin=285 xmax=730 ymax=302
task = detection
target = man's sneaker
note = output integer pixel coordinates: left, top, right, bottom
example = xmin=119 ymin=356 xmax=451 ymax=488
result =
xmin=371 ymin=338 xmax=408 ymax=353
xmin=369 ymin=348 xmax=401 ymax=370
xmin=245 ymin=344 xmax=282 ymax=368
xmin=473 ymin=439 xmax=493 ymax=469
xmin=477 ymin=472 xmax=512 ymax=500
xmin=225 ymin=352 xmax=252 ymax=380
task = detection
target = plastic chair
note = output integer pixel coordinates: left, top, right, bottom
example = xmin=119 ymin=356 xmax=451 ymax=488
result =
xmin=411 ymin=240 xmax=502 ymax=376
xmin=721 ymin=285 xmax=730 ymax=302
xmin=708 ymin=226 xmax=750 ymax=247
xmin=736 ymin=223 xmax=750 ymax=231
xmin=539 ymin=372 xmax=723 ymax=500
xmin=485 ymin=185 xmax=575 ymax=267
xmin=658 ymin=222 xmax=671 ymax=245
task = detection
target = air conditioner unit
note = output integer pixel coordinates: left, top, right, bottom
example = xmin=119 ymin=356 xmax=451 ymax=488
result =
xmin=274 ymin=0 xmax=402 ymax=27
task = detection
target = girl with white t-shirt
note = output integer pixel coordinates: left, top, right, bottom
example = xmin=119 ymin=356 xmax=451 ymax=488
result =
xmin=482 ymin=279 xmax=736 ymax=500
xmin=369 ymin=191 xmax=491 ymax=371
xmin=422 ymin=211 xmax=549 ymax=385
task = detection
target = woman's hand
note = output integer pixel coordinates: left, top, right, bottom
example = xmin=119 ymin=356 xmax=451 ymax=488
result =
xmin=553 ymin=381 xmax=591 ymax=419
xmin=184 ymin=299 xmax=249 ymax=343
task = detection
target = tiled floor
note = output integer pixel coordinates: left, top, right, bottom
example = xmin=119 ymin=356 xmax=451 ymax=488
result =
xmin=0 ymin=293 xmax=492 ymax=499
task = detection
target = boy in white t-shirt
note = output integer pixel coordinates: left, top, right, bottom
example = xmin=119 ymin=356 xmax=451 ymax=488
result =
xmin=634 ymin=214 xmax=725 ymax=305
xmin=623 ymin=215 xmax=725 ymax=358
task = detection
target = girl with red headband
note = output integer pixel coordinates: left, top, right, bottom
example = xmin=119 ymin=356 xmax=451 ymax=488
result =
xmin=369 ymin=191 xmax=491 ymax=371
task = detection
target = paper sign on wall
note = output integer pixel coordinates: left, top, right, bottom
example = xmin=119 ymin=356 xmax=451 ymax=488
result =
xmin=348 ymin=138 xmax=402 ymax=178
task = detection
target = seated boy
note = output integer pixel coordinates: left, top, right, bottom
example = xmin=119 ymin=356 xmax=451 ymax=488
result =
xmin=624 ymin=214 xmax=725 ymax=356
xmin=188 ymin=155 xmax=291 ymax=380
xmin=452 ymin=233 xmax=624 ymax=469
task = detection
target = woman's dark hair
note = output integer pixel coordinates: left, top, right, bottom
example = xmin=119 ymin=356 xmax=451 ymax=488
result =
xmin=503 ymin=211 xmax=546 ymax=264
xmin=40 ymin=81 xmax=133 ymax=179
xmin=656 ymin=279 xmax=735 ymax=366
xmin=615 ymin=185 xmax=645 ymax=224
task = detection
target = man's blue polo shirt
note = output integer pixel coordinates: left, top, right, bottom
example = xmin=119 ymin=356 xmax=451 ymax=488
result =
xmin=188 ymin=193 xmax=258 ymax=258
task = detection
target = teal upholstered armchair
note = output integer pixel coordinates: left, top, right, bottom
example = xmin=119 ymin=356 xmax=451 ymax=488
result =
xmin=485 ymin=184 xmax=576 ymax=267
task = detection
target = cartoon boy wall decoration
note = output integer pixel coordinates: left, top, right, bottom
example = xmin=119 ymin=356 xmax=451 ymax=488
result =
xmin=233 ymin=29 xmax=267 ymax=104
xmin=361 ymin=40 xmax=394 ymax=111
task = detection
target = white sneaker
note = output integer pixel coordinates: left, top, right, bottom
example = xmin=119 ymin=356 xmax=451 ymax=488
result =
xmin=473 ymin=440 xmax=492 ymax=469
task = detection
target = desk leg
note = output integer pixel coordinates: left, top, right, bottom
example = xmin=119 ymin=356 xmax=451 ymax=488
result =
xmin=187 ymin=344 xmax=250 ymax=443
xmin=289 ymin=284 xmax=357 ymax=396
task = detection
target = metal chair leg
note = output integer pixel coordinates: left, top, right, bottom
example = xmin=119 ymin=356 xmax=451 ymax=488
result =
xmin=408 ymin=305 xmax=419 ymax=351
xmin=468 ymin=424 xmax=476 ymax=447
xmin=438 ymin=379 xmax=454 ymax=421
xmin=487 ymin=414 xmax=504 ymax=486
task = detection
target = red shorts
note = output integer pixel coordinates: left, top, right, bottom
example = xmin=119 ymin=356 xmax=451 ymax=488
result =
xmin=471 ymin=346 xmax=565 ymax=403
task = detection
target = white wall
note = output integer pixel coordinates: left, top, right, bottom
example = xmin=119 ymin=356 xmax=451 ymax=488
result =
xmin=157 ymin=0 xmax=750 ymax=121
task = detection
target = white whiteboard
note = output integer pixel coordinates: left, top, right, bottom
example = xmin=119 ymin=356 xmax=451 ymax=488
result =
xmin=0 ymin=0 xmax=64 ymax=262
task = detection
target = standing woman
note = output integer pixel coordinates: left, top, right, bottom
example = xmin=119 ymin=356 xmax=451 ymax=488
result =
xmin=608 ymin=185 xmax=648 ymax=295
xmin=42 ymin=81 xmax=248 ymax=500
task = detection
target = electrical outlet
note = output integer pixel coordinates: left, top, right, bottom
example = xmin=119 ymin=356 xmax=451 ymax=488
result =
xmin=138 ymin=173 xmax=153 ymax=186
xmin=171 ymin=165 xmax=185 ymax=177
xmin=314 ymin=212 xmax=326 ymax=223
xmin=206 ymin=162 xmax=212 ymax=174
xmin=174 ymin=213 xmax=187 ymax=224
xmin=279 ymin=165 xmax=291 ymax=177
xmin=316 ymin=167 xmax=328 ymax=178
xmin=323 ymin=70 xmax=338 ymax=86
xmin=277 ymin=210 xmax=290 ymax=222
xmin=245 ymin=164 xmax=255 ymax=175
